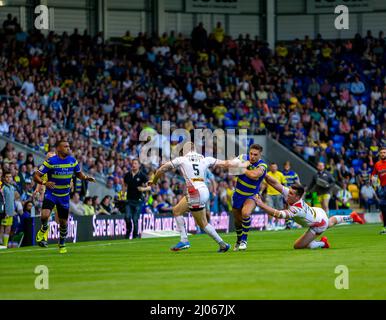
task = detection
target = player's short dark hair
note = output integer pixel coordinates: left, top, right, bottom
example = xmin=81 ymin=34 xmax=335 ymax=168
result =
xmin=249 ymin=144 xmax=263 ymax=152
xmin=380 ymin=146 xmax=386 ymax=152
xmin=270 ymin=162 xmax=277 ymax=166
xmin=291 ymin=183 xmax=306 ymax=198
xmin=132 ymin=158 xmax=140 ymax=164
xmin=55 ymin=140 xmax=68 ymax=148
xmin=284 ymin=161 xmax=290 ymax=166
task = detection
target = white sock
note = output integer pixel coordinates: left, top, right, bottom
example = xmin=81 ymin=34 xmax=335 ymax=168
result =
xmin=308 ymin=240 xmax=325 ymax=249
xmin=334 ymin=215 xmax=352 ymax=224
xmin=203 ymin=224 xmax=223 ymax=244
xmin=175 ymin=216 xmax=188 ymax=242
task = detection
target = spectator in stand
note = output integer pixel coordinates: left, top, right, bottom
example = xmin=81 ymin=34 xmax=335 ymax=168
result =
xmin=213 ymin=22 xmax=225 ymax=47
xmin=100 ymin=195 xmax=119 ymax=215
xmin=360 ymin=180 xmax=379 ymax=211
xmin=262 ymin=163 xmax=286 ymax=230
xmin=335 ymin=182 xmax=352 ymax=210
xmin=222 ymin=54 xmax=236 ymax=70
xmin=350 ymin=76 xmax=366 ymax=96
xmin=0 ymin=171 xmax=19 ymax=249
xmin=155 ymin=195 xmax=173 ymax=214
xmin=83 ymin=196 xmax=95 ymax=216
xmin=359 ymin=162 xmax=372 ymax=186
xmin=92 ymin=195 xmax=109 ymax=215
xmin=250 ymin=54 xmax=265 ymax=75
xmin=70 ymin=192 xmax=85 ymax=216
xmin=191 ymin=22 xmax=207 ymax=51
xmin=308 ymin=78 xmax=320 ymax=97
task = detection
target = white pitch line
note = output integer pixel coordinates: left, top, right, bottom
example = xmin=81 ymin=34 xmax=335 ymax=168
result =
xmin=0 ymin=238 xmax=168 ymax=255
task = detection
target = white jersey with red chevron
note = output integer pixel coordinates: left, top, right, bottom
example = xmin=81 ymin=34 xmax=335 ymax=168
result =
xmin=171 ymin=152 xmax=217 ymax=189
xmin=281 ymin=187 xmax=328 ymax=230
xmin=170 ymin=152 xmax=217 ymax=209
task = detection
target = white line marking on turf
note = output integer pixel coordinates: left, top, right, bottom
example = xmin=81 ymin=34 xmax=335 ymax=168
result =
xmin=0 ymin=239 xmax=164 ymax=255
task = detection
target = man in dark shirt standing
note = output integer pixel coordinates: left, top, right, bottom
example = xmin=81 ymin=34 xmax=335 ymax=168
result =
xmin=309 ymin=162 xmax=335 ymax=216
xmin=123 ymin=159 xmax=150 ymax=239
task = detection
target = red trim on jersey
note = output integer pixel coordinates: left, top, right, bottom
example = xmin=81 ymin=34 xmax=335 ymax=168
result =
xmin=311 ymin=219 xmax=327 ymax=228
xmin=293 ymin=202 xmax=303 ymax=208
xmin=187 ymin=186 xmax=199 ymax=194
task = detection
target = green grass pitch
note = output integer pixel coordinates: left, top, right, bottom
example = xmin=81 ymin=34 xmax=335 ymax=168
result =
xmin=0 ymin=224 xmax=385 ymax=300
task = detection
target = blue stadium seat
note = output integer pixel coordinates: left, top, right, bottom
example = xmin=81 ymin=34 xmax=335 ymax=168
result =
xmin=333 ymin=143 xmax=342 ymax=151
xmin=223 ymin=120 xmax=234 ymax=128
xmin=352 ymin=159 xmax=363 ymax=168
xmin=224 ymin=112 xmax=233 ymax=119
xmin=333 ymin=135 xmax=345 ymax=144
xmin=332 ymin=119 xmax=340 ymax=128
xmin=345 ymin=150 xmax=355 ymax=158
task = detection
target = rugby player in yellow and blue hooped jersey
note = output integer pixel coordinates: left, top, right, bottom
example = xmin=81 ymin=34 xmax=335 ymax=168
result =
xmin=281 ymin=161 xmax=300 ymax=230
xmin=282 ymin=161 xmax=300 ymax=187
xmin=33 ymin=140 xmax=96 ymax=253
xmin=232 ymin=144 xmax=267 ymax=251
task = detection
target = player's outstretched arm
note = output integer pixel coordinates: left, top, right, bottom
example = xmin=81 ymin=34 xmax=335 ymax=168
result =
xmin=214 ymin=159 xmax=247 ymax=169
xmin=149 ymin=161 xmax=174 ymax=185
xmin=76 ymin=171 xmax=96 ymax=183
xmin=264 ymin=174 xmax=284 ymax=193
xmin=253 ymin=195 xmax=290 ymax=219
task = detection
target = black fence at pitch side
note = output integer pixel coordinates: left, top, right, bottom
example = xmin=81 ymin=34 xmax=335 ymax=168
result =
xmin=21 ymin=211 xmax=271 ymax=247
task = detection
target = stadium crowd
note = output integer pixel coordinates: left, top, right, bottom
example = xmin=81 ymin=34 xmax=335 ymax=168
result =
xmin=1 ymin=13 xmax=385 ymax=244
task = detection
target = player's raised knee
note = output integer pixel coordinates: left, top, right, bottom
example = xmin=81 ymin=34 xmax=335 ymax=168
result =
xmin=241 ymin=209 xmax=250 ymax=219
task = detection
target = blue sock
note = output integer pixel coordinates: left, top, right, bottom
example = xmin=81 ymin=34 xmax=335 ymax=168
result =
xmin=59 ymin=224 xmax=67 ymax=246
xmin=240 ymin=217 xmax=251 ymax=242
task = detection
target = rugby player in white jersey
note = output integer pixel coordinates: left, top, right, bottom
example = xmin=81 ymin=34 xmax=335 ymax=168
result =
xmin=253 ymin=174 xmax=364 ymax=249
xmin=149 ymin=142 xmax=246 ymax=252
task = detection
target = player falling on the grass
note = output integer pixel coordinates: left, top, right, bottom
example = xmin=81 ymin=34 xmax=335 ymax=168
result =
xmin=253 ymin=174 xmax=364 ymax=249
xmin=149 ymin=142 xmax=246 ymax=252
xmin=33 ymin=140 xmax=96 ymax=253
xmin=231 ymin=144 xmax=267 ymax=251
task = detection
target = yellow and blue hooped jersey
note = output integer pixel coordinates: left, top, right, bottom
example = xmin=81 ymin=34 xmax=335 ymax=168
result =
xmin=234 ymin=155 xmax=267 ymax=197
xmin=38 ymin=155 xmax=80 ymax=198
xmin=282 ymin=170 xmax=299 ymax=187
xmin=74 ymin=176 xmax=83 ymax=193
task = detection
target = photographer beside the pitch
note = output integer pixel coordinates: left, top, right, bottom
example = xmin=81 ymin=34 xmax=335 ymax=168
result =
xmin=308 ymin=162 xmax=335 ymax=215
